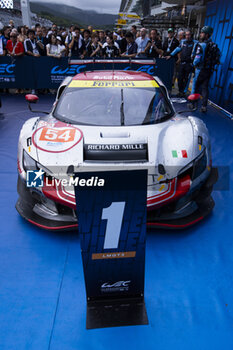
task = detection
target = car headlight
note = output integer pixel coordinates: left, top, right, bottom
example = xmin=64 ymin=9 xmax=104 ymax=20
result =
xmin=178 ymin=149 xmax=207 ymax=180
xmin=23 ymin=150 xmax=54 ymax=177
xmin=192 ymin=149 xmax=207 ymax=180
xmin=23 ymin=150 xmax=37 ymax=171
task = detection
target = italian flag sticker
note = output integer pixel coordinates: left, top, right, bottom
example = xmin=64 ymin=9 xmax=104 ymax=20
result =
xmin=172 ymin=150 xmax=188 ymax=158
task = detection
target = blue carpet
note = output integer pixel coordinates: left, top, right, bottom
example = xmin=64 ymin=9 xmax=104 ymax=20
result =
xmin=0 ymin=94 xmax=232 ymax=350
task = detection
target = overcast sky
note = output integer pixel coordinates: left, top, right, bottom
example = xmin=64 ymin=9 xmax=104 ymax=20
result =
xmin=30 ymin=0 xmax=121 ymax=14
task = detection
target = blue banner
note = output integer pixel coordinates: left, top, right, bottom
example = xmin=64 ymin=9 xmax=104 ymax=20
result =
xmin=0 ymin=57 xmax=174 ymax=90
xmin=74 ymin=170 xmax=147 ymax=301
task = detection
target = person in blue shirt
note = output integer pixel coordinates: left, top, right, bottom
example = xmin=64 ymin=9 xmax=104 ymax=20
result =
xmin=135 ymin=28 xmax=151 ymax=58
xmin=166 ymin=30 xmax=197 ymax=97
xmin=190 ymin=26 xmax=220 ymax=112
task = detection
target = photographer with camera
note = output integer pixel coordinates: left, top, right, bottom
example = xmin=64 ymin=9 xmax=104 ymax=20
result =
xmin=68 ymin=27 xmax=86 ymax=59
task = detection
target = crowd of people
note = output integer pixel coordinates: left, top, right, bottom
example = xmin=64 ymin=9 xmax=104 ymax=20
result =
xmin=0 ymin=20 xmax=220 ymax=112
xmin=0 ymin=21 xmax=195 ymax=60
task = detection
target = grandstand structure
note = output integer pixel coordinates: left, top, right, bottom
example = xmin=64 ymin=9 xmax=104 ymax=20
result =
xmin=0 ymin=0 xmax=52 ymax=28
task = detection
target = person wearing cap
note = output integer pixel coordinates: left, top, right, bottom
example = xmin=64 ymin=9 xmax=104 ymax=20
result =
xmin=190 ymin=26 xmax=220 ymax=113
xmin=166 ymin=30 xmax=197 ymax=97
xmin=56 ymin=36 xmax=66 ymax=57
xmin=162 ymin=28 xmax=179 ymax=57
xmin=163 ymin=28 xmax=179 ymax=90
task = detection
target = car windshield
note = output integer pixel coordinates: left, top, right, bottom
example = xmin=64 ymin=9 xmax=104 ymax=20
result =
xmin=54 ymin=86 xmax=173 ymax=126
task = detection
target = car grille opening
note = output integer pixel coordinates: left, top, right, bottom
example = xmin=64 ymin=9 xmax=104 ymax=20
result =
xmin=83 ymin=143 xmax=148 ymax=162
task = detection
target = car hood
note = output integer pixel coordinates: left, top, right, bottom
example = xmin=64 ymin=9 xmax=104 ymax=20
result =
xmin=29 ymin=116 xmax=197 ymax=177
xmin=21 ymin=114 xmax=199 ymax=179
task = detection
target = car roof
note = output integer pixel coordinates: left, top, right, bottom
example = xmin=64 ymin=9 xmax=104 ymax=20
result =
xmin=72 ymin=70 xmax=155 ymax=81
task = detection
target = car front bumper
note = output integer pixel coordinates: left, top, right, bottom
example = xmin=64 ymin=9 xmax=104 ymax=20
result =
xmin=16 ymin=167 xmax=218 ymax=230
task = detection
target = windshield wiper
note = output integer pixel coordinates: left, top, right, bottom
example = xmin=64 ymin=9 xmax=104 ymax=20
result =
xmin=120 ymin=88 xmax=125 ymax=126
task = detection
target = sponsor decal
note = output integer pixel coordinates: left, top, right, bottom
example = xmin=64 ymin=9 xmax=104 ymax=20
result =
xmin=27 ymin=137 xmax=32 ymax=147
xmin=92 ymin=251 xmax=136 ymax=260
xmin=101 ymin=280 xmax=131 ymax=293
xmin=198 ymin=136 xmax=203 ymax=151
xmin=26 ymin=169 xmax=44 ymax=188
xmin=92 ymin=75 xmax=133 ymax=80
xmin=32 ymin=126 xmax=83 ymax=153
xmin=27 ymin=137 xmax=32 ymax=152
xmin=38 ymin=120 xmax=49 ymax=128
xmin=0 ymin=63 xmax=15 ymax=83
xmin=69 ymin=80 xmax=158 ymax=88
xmin=172 ymin=150 xmax=188 ymax=158
xmin=86 ymin=143 xmax=146 ymax=151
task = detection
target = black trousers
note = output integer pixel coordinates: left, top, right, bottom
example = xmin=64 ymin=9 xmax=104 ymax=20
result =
xmin=195 ymin=69 xmax=212 ymax=107
xmin=178 ymin=62 xmax=193 ymax=93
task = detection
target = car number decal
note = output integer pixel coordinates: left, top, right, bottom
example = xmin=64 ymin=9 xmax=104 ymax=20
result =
xmin=32 ymin=126 xmax=83 ymax=153
xmin=39 ymin=128 xmax=76 ymax=143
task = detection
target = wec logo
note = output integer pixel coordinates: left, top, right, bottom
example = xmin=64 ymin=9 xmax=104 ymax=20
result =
xmin=0 ymin=64 xmax=15 ymax=74
xmin=51 ymin=64 xmax=87 ymax=75
xmin=124 ymin=65 xmax=155 ymax=75
xmin=101 ymin=281 xmax=131 ymax=289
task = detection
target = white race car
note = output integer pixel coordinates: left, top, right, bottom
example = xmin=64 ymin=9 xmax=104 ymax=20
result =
xmin=16 ymin=70 xmax=218 ymax=230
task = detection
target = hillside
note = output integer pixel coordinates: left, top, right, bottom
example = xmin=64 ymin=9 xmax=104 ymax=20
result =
xmin=30 ymin=2 xmax=117 ymax=29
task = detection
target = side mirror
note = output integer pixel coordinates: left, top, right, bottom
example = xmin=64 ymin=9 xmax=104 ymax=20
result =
xmin=187 ymin=93 xmax=200 ymax=101
xmin=25 ymin=94 xmax=39 ymax=103
xmin=25 ymin=94 xmax=49 ymax=115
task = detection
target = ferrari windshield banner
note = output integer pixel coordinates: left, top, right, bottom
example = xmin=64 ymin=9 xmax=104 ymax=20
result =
xmin=74 ymin=170 xmax=147 ymax=301
xmin=68 ymin=80 xmax=159 ymax=88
